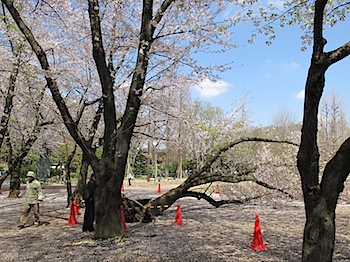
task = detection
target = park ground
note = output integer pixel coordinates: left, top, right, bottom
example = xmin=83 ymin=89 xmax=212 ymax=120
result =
xmin=0 ymin=179 xmax=350 ymax=261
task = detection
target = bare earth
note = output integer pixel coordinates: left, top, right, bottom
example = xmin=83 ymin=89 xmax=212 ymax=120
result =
xmin=1 ymin=181 xmax=349 ymax=262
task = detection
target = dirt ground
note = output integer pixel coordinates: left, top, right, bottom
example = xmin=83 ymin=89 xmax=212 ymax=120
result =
xmin=1 ymin=181 xmax=349 ymax=262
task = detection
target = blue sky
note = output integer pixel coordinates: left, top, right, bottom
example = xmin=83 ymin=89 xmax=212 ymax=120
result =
xmin=191 ymin=19 xmax=350 ymax=127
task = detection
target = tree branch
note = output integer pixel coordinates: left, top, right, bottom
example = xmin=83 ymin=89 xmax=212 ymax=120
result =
xmin=152 ymin=0 xmax=175 ymax=35
xmin=188 ymin=137 xmax=298 ymax=182
xmin=255 ymin=179 xmax=295 ymax=198
xmin=1 ymin=0 xmax=97 ymax=165
xmin=182 ymin=191 xmax=244 ymax=207
xmin=325 ymin=41 xmax=350 ymax=66
xmin=88 ymin=0 xmax=116 ymax=153
xmin=321 ymin=137 xmax=350 ymax=204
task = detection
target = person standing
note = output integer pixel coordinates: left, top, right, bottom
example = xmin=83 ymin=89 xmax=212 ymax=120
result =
xmin=83 ymin=174 xmax=95 ymax=232
xmin=127 ymin=172 xmax=133 ymax=186
xmin=18 ymin=171 xmax=43 ymax=229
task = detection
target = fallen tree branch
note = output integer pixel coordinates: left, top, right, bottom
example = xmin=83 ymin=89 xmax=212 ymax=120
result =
xmin=188 ymin=137 xmax=298 ymax=184
xmin=182 ymin=190 xmax=244 ymax=207
xmin=124 ymin=137 xmax=298 ymax=221
xmin=255 ymin=179 xmax=294 ymax=198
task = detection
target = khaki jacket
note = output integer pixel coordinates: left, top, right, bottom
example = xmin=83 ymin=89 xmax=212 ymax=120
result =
xmin=25 ymin=180 xmax=43 ymax=204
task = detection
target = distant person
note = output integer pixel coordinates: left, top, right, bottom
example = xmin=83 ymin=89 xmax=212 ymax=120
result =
xmin=127 ymin=172 xmax=134 ymax=186
xmin=157 ymin=172 xmax=163 ymax=182
xmin=83 ymin=174 xmax=95 ymax=232
xmin=18 ymin=171 xmax=43 ymax=229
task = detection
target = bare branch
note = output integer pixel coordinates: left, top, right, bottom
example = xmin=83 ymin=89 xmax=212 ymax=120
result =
xmin=182 ymin=191 xmax=244 ymax=207
xmin=255 ymin=179 xmax=295 ymax=198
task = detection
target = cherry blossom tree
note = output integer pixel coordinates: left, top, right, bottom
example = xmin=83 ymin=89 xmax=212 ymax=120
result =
xmin=0 ymin=4 xmax=29 ymax=189
xmin=1 ymin=0 xmax=248 ymax=238
xmin=0 ymin=5 xmax=63 ymax=194
xmin=255 ymin=0 xmax=350 ymax=260
xmin=5 ymin=86 xmax=53 ymax=198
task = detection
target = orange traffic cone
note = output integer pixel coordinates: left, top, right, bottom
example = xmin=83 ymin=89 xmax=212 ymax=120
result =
xmin=248 ymin=215 xmax=269 ymax=250
xmin=215 ymin=184 xmax=220 ymax=194
xmin=121 ymin=184 xmax=125 ymax=193
xmin=157 ymin=183 xmax=161 ymax=193
xmin=173 ymin=202 xmax=184 ymax=226
xmin=67 ymin=204 xmax=79 ymax=225
xmin=73 ymin=200 xmax=81 ymax=215
xmin=120 ymin=205 xmax=128 ymax=232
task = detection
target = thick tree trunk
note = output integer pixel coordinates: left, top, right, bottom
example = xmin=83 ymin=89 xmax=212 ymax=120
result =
xmin=123 ymin=196 xmax=152 ymax=223
xmin=298 ymin=69 xmax=336 ymax=261
xmin=297 ymin=8 xmax=332 ymax=256
xmin=146 ymin=185 xmax=188 ymax=216
xmin=302 ymin=197 xmax=335 ymax=262
xmin=296 ymin=0 xmax=350 ymax=257
xmin=94 ymin=163 xmax=123 ymax=238
xmin=301 ymin=137 xmax=350 ymax=261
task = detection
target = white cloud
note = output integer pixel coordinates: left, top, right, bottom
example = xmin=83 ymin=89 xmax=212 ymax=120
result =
xmin=295 ymin=90 xmax=305 ymax=100
xmin=193 ymin=79 xmax=231 ymax=98
xmin=281 ymin=62 xmax=299 ymax=71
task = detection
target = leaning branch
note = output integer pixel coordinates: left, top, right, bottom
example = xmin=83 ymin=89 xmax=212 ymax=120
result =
xmin=182 ymin=191 xmax=244 ymax=207
xmin=187 ymin=170 xmax=257 ymax=188
xmin=188 ymin=137 xmax=298 ymax=183
xmin=255 ymin=179 xmax=294 ymax=198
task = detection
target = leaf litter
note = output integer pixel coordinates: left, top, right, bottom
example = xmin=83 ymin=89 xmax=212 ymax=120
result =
xmin=0 ymin=185 xmax=349 ymax=262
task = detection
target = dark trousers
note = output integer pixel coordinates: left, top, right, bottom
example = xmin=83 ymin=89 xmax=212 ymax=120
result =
xmin=83 ymin=200 xmax=94 ymax=232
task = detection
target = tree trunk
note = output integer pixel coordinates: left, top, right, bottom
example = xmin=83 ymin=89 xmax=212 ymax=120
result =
xmin=298 ymin=65 xmax=336 ymax=261
xmin=300 ymin=137 xmax=350 ymax=261
xmin=66 ymin=171 xmax=72 ymax=207
xmin=94 ymin=163 xmax=123 ymax=238
xmin=7 ymin=134 xmax=40 ymax=197
xmin=65 ymin=143 xmax=77 ymax=206
xmin=297 ymin=0 xmax=350 ymax=258
xmin=146 ymin=185 xmax=188 ymax=216
xmin=0 ymin=172 xmax=9 ymax=191
xmin=8 ymin=169 xmax=20 ymax=198
xmin=74 ymin=155 xmax=89 ymax=200
xmin=302 ymin=197 xmax=335 ymax=261
xmin=0 ymin=62 xmax=18 ymax=149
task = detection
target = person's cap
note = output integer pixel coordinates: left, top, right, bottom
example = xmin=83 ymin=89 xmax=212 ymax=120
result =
xmin=26 ymin=171 xmax=35 ymax=178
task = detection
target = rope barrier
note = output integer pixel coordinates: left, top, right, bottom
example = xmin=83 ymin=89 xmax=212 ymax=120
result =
xmin=123 ymin=204 xmax=170 ymax=211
